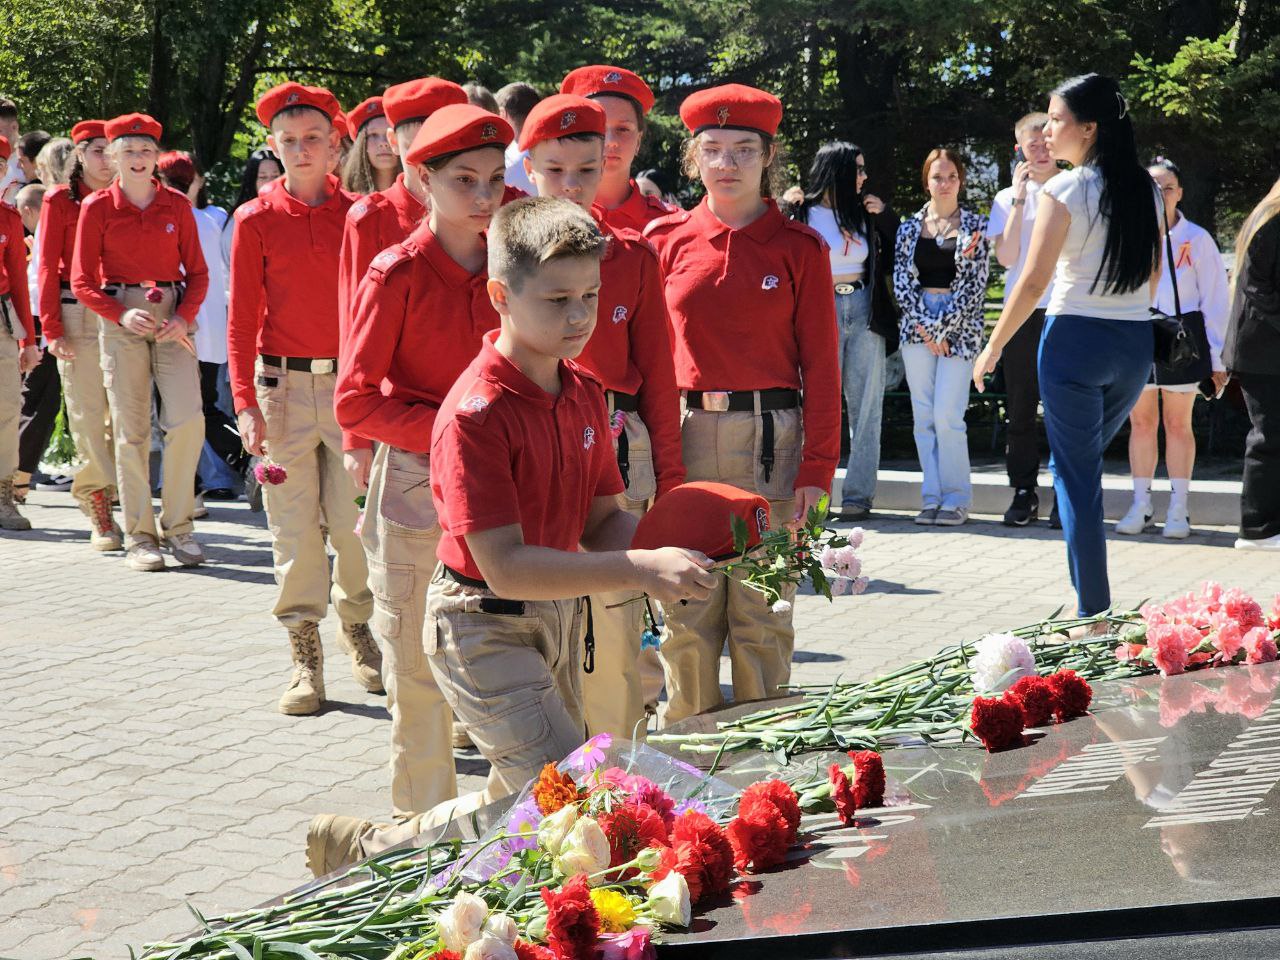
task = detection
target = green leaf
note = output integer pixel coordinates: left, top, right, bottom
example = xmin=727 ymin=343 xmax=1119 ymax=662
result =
xmin=730 ymin=513 xmax=749 ymax=554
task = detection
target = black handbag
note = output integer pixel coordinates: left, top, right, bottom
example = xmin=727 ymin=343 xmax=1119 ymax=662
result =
xmin=1151 ymin=202 xmax=1212 ymax=384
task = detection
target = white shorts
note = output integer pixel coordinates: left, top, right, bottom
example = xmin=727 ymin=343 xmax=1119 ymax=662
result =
xmin=1142 ymin=381 xmax=1199 ymax=394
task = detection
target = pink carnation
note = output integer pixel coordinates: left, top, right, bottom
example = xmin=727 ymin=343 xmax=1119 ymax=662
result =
xmin=1243 ymin=627 xmax=1279 ymax=665
xmin=851 ymin=577 xmax=869 ymax=595
xmin=845 ymin=528 xmax=865 ymax=549
xmin=144 ymin=286 xmax=165 ymax=304
xmin=1211 ymin=620 xmax=1245 ymax=663
xmin=1150 ymin=625 xmax=1189 ymax=676
xmin=1222 ymin=587 xmax=1265 ymax=630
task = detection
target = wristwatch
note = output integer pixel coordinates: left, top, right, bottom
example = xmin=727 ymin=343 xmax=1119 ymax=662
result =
xmin=1011 ymin=198 xmax=1026 ymax=206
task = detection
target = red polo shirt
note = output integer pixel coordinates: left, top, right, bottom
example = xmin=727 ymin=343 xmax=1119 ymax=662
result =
xmin=337 ymin=174 xmax=425 ymax=326
xmin=0 ymin=203 xmax=34 ymax=346
xmin=431 ymin=331 xmax=625 ymax=584
xmin=644 ymin=198 xmax=840 ymax=493
xmin=227 ymin=175 xmax=354 ymax=413
xmin=70 ymin=180 xmax=209 ymax=327
xmin=336 ymin=221 xmax=498 ymax=453
xmin=604 ymin=180 xmax=675 ymax=234
xmin=36 ymin=181 xmax=92 ymax=336
xmin=575 ymin=211 xmax=684 ymax=498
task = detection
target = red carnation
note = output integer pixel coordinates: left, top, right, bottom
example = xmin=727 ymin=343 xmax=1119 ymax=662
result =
xmin=427 ymin=952 xmax=461 ymax=960
xmin=1006 ymin=675 xmax=1055 ymax=727
xmin=727 ymin=803 xmax=791 ymax=873
xmin=970 ymin=695 xmax=1024 ymax=752
xmin=1048 ymin=669 xmax=1093 ymax=722
xmin=738 ymin=779 xmax=801 ymax=843
xmin=514 ymin=942 xmax=556 ymax=960
xmin=667 ymin=811 xmax=735 ymax=903
xmin=144 ymin=286 xmax=165 ymax=304
xmin=849 ymin=750 xmax=885 ymax=809
xmin=828 ymin=763 xmax=857 ymax=825
xmin=540 ymin=873 xmax=599 ymax=960
xmin=598 ymin=802 xmax=669 ymax=876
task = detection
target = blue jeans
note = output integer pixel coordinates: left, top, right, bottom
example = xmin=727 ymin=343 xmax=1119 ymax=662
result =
xmin=901 ymin=291 xmax=972 ymax=510
xmin=1038 ymin=314 xmax=1153 ymax=616
xmin=835 ymin=284 xmax=884 ymax=509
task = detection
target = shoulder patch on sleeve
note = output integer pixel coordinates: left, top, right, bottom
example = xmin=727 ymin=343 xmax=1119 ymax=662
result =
xmin=454 ymin=378 xmax=503 ymax=424
xmin=366 ymin=242 xmax=414 ymax=285
xmin=614 ymin=226 xmax=659 ymax=259
xmin=782 ymin=217 xmax=826 ymax=249
xmin=348 ymin=194 xmax=386 ymax=224
xmin=642 ymin=210 xmax=689 ymax=238
xmin=235 ymin=198 xmax=271 ymax=223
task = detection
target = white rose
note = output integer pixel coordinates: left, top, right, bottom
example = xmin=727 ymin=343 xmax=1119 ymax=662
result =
xmin=438 ymin=891 xmax=488 ymax=952
xmin=536 ymin=803 xmax=579 ymax=856
xmin=647 ymin=870 xmax=691 ymax=926
xmin=482 ymin=913 xmax=519 ymax=945
xmin=554 ymin=815 xmax=611 ymax=879
xmin=463 ymin=934 xmax=518 ymax=960
xmin=970 ymin=632 xmax=1036 ymax=693
xmin=771 ymin=599 xmax=792 ymax=614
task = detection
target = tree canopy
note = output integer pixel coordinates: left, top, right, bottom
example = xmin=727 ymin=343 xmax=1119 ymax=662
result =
xmin=1 ymin=0 xmax=1276 ymax=235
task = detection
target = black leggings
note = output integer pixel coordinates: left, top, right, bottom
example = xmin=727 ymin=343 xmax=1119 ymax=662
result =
xmin=1238 ymin=372 xmax=1280 ymax=541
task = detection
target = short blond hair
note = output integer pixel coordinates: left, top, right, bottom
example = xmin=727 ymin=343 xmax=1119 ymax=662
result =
xmin=1014 ymin=112 xmax=1049 ymax=141
xmin=488 ymin=196 xmax=607 ymax=291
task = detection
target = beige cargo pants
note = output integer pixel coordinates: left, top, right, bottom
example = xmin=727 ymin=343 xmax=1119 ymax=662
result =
xmin=361 ymin=443 xmax=456 ymax=819
xmin=255 ymin=357 xmax=372 ymax=629
xmin=57 ymin=298 xmax=116 ymax=504
xmin=658 ymin=403 xmax=801 ymax=725
xmin=98 ymin=287 xmax=201 ymax=546
xmin=0 ymin=305 xmax=19 ymax=480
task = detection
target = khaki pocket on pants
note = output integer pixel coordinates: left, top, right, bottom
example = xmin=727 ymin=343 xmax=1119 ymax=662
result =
xmin=753 ymin=407 xmax=801 ymax=500
xmin=369 ymin=558 xmax=419 ymax=675
xmin=256 ymin=371 xmax=286 ymax=444
xmin=439 ymin=609 xmax=544 ymax=699
xmin=380 ymin=447 xmax=438 ymax=532
xmin=617 ymin=412 xmax=657 ymax=503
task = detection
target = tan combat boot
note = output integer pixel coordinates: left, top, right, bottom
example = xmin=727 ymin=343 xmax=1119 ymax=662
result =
xmin=0 ymin=477 xmax=31 ymax=531
xmin=338 ymin=622 xmax=385 ymax=694
xmin=84 ymin=489 xmax=123 ymax=551
xmin=279 ymin=622 xmax=326 ymax=715
xmin=306 ymin=814 xmax=376 ymax=877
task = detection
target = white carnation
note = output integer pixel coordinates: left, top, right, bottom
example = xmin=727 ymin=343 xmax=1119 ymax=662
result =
xmin=970 ymin=632 xmax=1036 ymax=693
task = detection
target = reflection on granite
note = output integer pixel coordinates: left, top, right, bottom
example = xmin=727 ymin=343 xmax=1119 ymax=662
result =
xmin=659 ymin=661 xmax=1280 ymax=958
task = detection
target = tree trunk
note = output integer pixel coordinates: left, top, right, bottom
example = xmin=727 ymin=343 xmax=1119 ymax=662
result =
xmin=147 ymin=0 xmax=173 ymax=131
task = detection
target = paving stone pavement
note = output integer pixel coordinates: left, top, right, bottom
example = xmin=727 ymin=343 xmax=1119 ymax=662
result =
xmin=0 ymin=492 xmax=1275 ymax=959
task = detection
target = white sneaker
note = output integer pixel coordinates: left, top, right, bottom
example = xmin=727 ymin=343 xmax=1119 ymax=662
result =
xmin=126 ymin=541 xmax=165 ymax=572
xmin=1235 ymin=533 xmax=1280 ymax=551
xmin=1162 ymin=510 xmax=1192 ymax=539
xmin=165 ymin=531 xmax=205 ymax=567
xmin=1115 ymin=501 xmax=1154 ymax=535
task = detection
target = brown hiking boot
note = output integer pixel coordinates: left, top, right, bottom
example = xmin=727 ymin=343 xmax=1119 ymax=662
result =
xmin=279 ymin=622 xmax=325 ymax=715
xmin=306 ymin=814 xmax=374 ymax=877
xmin=0 ymin=477 xmax=31 ymax=531
xmin=338 ymin=622 xmax=384 ymax=694
xmin=84 ymin=489 xmax=123 ymax=551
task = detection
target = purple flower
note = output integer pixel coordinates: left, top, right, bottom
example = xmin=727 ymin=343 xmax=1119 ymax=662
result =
xmin=563 ymin=733 xmax=612 ymax=775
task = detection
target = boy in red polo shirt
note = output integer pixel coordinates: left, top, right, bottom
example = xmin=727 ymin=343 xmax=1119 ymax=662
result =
xmin=306 ymin=197 xmax=714 ymax=874
xmin=0 ymin=134 xmax=38 ymax=529
xmin=519 ymin=93 xmax=683 ymax=740
xmin=227 ymin=82 xmax=379 ymax=716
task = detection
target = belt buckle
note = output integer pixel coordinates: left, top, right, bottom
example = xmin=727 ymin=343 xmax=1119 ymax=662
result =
xmin=702 ymin=391 xmax=731 ymax=412
xmin=310 ymin=359 xmax=336 ymax=375
xmin=834 ymin=282 xmax=855 ymax=296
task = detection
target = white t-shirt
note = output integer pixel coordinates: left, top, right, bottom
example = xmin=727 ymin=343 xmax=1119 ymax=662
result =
xmin=989 ymin=180 xmax=1052 ymax=310
xmin=504 ymin=142 xmax=534 ymax=196
xmin=805 ymin=204 xmax=869 ymax=276
xmin=1043 ymin=165 xmax=1157 ymax=321
xmin=1152 ymin=213 xmax=1230 ymax=371
xmin=192 ymin=205 xmax=230 ymax=365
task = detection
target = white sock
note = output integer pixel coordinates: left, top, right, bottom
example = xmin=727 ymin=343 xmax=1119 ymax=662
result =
xmin=1133 ymin=477 xmax=1153 ymax=508
xmin=1169 ymin=477 xmax=1190 ymax=515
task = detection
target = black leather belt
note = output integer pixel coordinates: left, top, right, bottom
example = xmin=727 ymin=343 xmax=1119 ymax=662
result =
xmin=59 ymin=281 xmax=72 ymax=290
xmin=441 ymin=565 xmax=527 ymax=615
xmin=685 ymin=388 xmax=800 ymax=412
xmin=106 ymin=281 xmax=181 ymax=291
xmin=607 ymin=390 xmax=639 ymax=412
xmin=260 ymin=354 xmax=338 ymax=374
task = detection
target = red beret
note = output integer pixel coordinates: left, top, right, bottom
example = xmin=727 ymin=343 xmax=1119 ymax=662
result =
xmin=334 ymin=111 xmax=349 ymax=138
xmin=105 ymin=113 xmax=163 ymax=142
xmin=679 ymin=83 xmax=782 ymax=137
xmin=519 ymin=94 xmax=605 ymax=152
xmin=631 ymin=481 xmax=771 ymax=560
xmin=256 ymin=82 xmax=340 ymax=128
xmin=383 ymin=77 xmax=468 ymax=128
xmin=0 ymin=136 xmax=9 ymax=163
xmin=348 ymin=97 xmax=385 ymax=138
xmin=71 ymin=120 xmax=107 ymax=144
xmin=404 ymin=104 xmax=513 ymax=167
xmin=560 ymin=65 xmax=655 ymax=115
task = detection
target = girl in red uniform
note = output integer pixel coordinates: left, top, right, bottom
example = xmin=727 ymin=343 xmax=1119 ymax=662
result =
xmin=40 ymin=120 xmax=122 ymax=549
xmin=71 ymin=113 xmax=209 ymax=572
xmin=341 ymin=96 xmax=398 ymax=195
xmin=645 ymin=84 xmax=840 ymax=724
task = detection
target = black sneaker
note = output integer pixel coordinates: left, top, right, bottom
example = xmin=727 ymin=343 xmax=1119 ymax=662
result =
xmin=1049 ymin=501 xmax=1062 ymax=529
xmin=32 ymin=470 xmax=73 ymax=491
xmin=834 ymin=505 xmax=871 ymax=522
xmin=1003 ymin=488 xmax=1039 ymax=527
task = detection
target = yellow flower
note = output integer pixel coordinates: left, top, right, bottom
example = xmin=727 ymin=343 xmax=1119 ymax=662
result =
xmin=589 ymin=888 xmax=637 ymax=933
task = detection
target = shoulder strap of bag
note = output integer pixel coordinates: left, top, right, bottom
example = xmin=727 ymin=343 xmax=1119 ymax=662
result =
xmin=1160 ymin=196 xmax=1183 ymax=319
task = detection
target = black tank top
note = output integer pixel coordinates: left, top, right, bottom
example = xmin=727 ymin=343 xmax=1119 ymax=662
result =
xmin=915 ymin=234 xmax=957 ymax=288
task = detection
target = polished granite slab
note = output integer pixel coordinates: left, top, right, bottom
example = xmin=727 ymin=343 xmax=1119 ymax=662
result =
xmin=659 ymin=660 xmax=1280 ymax=958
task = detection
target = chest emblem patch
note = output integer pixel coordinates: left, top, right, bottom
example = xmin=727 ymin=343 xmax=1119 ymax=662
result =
xmin=583 ymin=426 xmax=597 ymax=450
xmin=761 ymin=274 xmax=779 ymax=290
xmin=611 ymin=305 xmax=628 ymax=324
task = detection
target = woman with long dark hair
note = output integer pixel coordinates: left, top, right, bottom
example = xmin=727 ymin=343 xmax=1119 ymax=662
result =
xmin=791 ymin=141 xmax=899 ymax=520
xmin=974 ymin=73 xmax=1161 ymax=616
